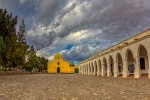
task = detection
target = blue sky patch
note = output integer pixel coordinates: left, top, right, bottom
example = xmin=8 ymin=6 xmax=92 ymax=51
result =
xmin=65 ymin=44 xmax=73 ymax=50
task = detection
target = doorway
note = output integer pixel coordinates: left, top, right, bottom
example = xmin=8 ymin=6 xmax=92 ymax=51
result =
xmin=140 ymin=58 xmax=145 ymax=70
xmin=57 ymin=67 xmax=60 ymax=73
xmin=75 ymin=68 xmax=79 ymax=73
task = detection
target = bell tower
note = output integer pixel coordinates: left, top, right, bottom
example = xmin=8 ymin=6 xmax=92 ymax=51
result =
xmin=54 ymin=54 xmax=63 ymax=60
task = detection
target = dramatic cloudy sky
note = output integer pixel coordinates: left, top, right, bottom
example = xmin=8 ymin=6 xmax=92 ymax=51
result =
xmin=1 ymin=0 xmax=150 ymax=64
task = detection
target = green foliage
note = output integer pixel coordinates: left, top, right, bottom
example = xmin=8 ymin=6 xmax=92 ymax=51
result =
xmin=0 ymin=9 xmax=18 ymax=68
xmin=0 ymin=9 xmax=48 ymax=72
xmin=36 ymin=56 xmax=48 ymax=72
xmin=23 ymin=46 xmax=48 ymax=72
xmin=14 ymin=19 xmax=28 ymax=67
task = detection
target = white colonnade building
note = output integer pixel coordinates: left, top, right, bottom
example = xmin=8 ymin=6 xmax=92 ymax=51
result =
xmin=79 ymin=29 xmax=150 ymax=78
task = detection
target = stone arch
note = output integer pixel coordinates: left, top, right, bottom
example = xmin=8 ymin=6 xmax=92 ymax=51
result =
xmin=103 ymin=57 xmax=107 ymax=76
xmin=87 ymin=63 xmax=90 ymax=75
xmin=94 ymin=61 xmax=98 ymax=75
xmin=86 ymin=64 xmax=89 ymax=75
xmin=97 ymin=59 xmax=101 ymax=76
xmin=126 ymin=49 xmax=135 ymax=76
xmin=80 ymin=65 xmax=82 ymax=74
xmin=85 ymin=65 xmax=87 ymax=75
xmin=91 ymin=62 xmax=94 ymax=75
xmin=89 ymin=63 xmax=91 ymax=75
xmin=109 ymin=55 xmax=114 ymax=76
xmin=84 ymin=65 xmax=86 ymax=75
xmin=83 ymin=65 xmax=84 ymax=74
xmin=82 ymin=65 xmax=84 ymax=74
xmin=138 ymin=44 xmax=149 ymax=76
xmin=83 ymin=65 xmax=85 ymax=75
xmin=116 ymin=53 xmax=123 ymax=76
xmin=87 ymin=64 xmax=88 ymax=75
xmin=85 ymin=64 xmax=87 ymax=75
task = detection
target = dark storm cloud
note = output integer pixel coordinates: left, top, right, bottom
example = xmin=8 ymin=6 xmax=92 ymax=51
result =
xmin=0 ymin=0 xmax=37 ymax=30
xmin=26 ymin=0 xmax=150 ymax=62
xmin=56 ymin=44 xmax=96 ymax=64
xmin=0 ymin=0 xmax=36 ymax=16
xmin=37 ymin=0 xmax=68 ymax=25
xmin=40 ymin=0 xmax=150 ymax=42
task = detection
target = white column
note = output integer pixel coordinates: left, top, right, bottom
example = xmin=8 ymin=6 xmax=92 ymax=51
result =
xmin=79 ymin=66 xmax=81 ymax=74
xmin=148 ymin=53 xmax=150 ymax=78
xmin=84 ymin=67 xmax=85 ymax=75
xmin=101 ymin=63 xmax=105 ymax=76
xmin=85 ymin=66 xmax=86 ymax=75
xmin=134 ymin=56 xmax=141 ymax=78
xmin=97 ymin=64 xmax=101 ymax=76
xmin=90 ymin=66 xmax=93 ymax=75
xmin=81 ymin=67 xmax=82 ymax=74
xmin=114 ymin=61 xmax=118 ymax=77
xmin=85 ymin=66 xmax=87 ymax=75
xmin=123 ymin=59 xmax=128 ymax=78
xmin=86 ymin=67 xmax=88 ymax=75
xmin=82 ymin=67 xmax=84 ymax=75
xmin=84 ymin=66 xmax=86 ymax=75
xmin=88 ymin=66 xmax=90 ymax=75
xmin=93 ymin=66 xmax=96 ymax=76
xmin=107 ymin=63 xmax=111 ymax=77
xmin=82 ymin=67 xmax=83 ymax=75
xmin=87 ymin=65 xmax=90 ymax=75
xmin=80 ymin=67 xmax=82 ymax=74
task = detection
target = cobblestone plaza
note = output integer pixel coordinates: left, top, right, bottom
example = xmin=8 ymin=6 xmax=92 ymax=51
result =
xmin=0 ymin=74 xmax=150 ymax=100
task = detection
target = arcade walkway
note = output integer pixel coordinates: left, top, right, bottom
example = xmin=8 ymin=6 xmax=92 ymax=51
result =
xmin=0 ymin=74 xmax=150 ymax=100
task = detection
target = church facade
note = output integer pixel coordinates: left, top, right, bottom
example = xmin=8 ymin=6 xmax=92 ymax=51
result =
xmin=48 ymin=54 xmax=79 ymax=74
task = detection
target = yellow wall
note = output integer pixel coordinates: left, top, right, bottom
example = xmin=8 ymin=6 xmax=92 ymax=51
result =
xmin=47 ymin=54 xmax=79 ymax=74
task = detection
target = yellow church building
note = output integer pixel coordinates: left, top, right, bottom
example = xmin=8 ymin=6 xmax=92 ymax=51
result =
xmin=47 ymin=54 xmax=79 ymax=74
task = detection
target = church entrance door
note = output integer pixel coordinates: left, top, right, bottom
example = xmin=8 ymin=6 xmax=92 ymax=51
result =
xmin=75 ymin=68 xmax=79 ymax=73
xmin=57 ymin=67 xmax=60 ymax=73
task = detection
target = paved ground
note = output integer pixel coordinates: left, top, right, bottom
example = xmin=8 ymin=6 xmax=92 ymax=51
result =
xmin=0 ymin=74 xmax=150 ymax=100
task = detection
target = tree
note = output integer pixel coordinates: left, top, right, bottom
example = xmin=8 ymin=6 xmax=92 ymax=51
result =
xmin=0 ymin=9 xmax=18 ymax=68
xmin=36 ymin=57 xmax=48 ymax=72
xmin=0 ymin=9 xmax=48 ymax=72
xmin=23 ymin=46 xmax=37 ymax=72
xmin=14 ymin=19 xmax=28 ymax=68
